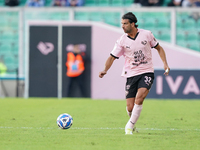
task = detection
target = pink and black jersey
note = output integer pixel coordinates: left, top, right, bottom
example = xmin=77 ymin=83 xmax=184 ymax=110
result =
xmin=111 ymin=28 xmax=158 ymax=78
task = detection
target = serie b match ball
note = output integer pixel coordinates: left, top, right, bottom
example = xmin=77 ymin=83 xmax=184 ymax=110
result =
xmin=57 ymin=113 xmax=73 ymax=129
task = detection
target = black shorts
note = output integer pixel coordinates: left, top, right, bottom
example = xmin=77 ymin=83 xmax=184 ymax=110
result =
xmin=125 ymin=72 xmax=154 ymax=99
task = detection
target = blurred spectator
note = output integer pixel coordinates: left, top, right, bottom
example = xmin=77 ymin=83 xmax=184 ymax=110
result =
xmin=65 ymin=44 xmax=86 ymax=97
xmin=182 ymin=0 xmax=200 ymax=7
xmin=66 ymin=0 xmax=84 ymax=6
xmin=168 ymin=0 xmax=200 ymax=6
xmin=52 ymin=0 xmax=84 ymax=6
xmin=26 ymin=0 xmax=45 ymax=7
xmin=134 ymin=0 xmax=163 ymax=7
xmin=136 ymin=0 xmax=163 ymax=6
xmin=0 ymin=59 xmax=7 ymax=76
xmin=52 ymin=0 xmax=67 ymax=6
xmin=5 ymin=0 xmax=19 ymax=6
xmin=167 ymin=0 xmax=183 ymax=6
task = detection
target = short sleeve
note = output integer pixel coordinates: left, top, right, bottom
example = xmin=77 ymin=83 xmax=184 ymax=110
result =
xmin=110 ymin=38 xmax=124 ymax=59
xmin=149 ymin=31 xmax=159 ymax=48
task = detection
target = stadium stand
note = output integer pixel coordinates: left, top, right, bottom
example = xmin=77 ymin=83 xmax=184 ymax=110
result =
xmin=20 ymin=0 xmax=27 ymax=6
xmin=84 ymin=0 xmax=97 ymax=6
xmin=0 ymin=11 xmax=19 ymax=75
xmin=0 ymin=3 xmax=199 ymax=76
xmin=98 ymin=0 xmax=110 ymax=6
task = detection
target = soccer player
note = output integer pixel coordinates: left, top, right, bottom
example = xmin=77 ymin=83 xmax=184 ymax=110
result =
xmin=99 ymin=12 xmax=170 ymax=135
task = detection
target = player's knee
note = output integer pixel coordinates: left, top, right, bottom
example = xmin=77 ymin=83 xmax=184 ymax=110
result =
xmin=127 ymin=103 xmax=134 ymax=112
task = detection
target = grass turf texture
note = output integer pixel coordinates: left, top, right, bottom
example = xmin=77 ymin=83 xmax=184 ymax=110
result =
xmin=0 ymin=98 xmax=200 ymax=150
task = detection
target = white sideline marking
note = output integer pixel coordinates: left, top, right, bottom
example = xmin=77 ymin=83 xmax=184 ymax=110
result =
xmin=0 ymin=126 xmax=200 ymax=131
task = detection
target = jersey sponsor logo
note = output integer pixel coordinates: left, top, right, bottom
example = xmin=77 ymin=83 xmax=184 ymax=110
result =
xmin=132 ymin=50 xmax=147 ymax=66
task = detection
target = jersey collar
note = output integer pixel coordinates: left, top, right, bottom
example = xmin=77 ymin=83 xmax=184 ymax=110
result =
xmin=127 ymin=32 xmax=139 ymax=40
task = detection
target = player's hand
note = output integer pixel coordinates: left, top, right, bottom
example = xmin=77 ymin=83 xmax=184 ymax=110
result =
xmin=164 ymin=68 xmax=170 ymax=76
xmin=99 ymin=70 xmax=107 ymax=78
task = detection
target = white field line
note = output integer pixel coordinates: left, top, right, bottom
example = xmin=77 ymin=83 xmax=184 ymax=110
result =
xmin=0 ymin=126 xmax=200 ymax=131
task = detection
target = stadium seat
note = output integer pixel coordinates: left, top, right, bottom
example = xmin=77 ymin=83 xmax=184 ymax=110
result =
xmin=0 ymin=30 xmax=18 ymax=40
xmin=162 ymin=0 xmax=171 ymax=6
xmin=85 ymin=0 xmax=97 ymax=6
xmin=176 ymin=18 xmax=184 ymax=29
xmin=124 ymin=0 xmax=133 ymax=6
xmin=75 ymin=12 xmax=90 ymax=21
xmin=183 ymin=18 xmax=197 ymax=29
xmin=176 ymin=40 xmax=200 ymax=52
xmin=19 ymin=0 xmax=27 ymax=6
xmin=89 ymin=12 xmax=103 ymax=21
xmin=156 ymin=30 xmax=171 ymax=42
xmin=176 ymin=34 xmax=185 ymax=43
xmin=176 ymin=40 xmax=190 ymax=49
xmin=0 ymin=44 xmax=10 ymax=56
xmin=197 ymin=19 xmax=200 ymax=30
xmin=177 ymin=14 xmax=196 ymax=30
xmin=185 ymin=41 xmax=200 ymax=52
xmin=0 ymin=0 xmax=4 ymax=6
xmin=189 ymin=43 xmax=200 ymax=52
xmin=143 ymin=18 xmax=156 ymax=29
xmin=111 ymin=0 xmax=124 ymax=6
xmin=139 ymin=12 xmax=163 ymax=29
xmin=102 ymin=12 xmax=121 ymax=27
xmin=184 ymin=30 xmax=199 ymax=41
xmin=98 ymin=0 xmax=110 ymax=6
xmin=155 ymin=17 xmax=170 ymax=29
xmin=45 ymin=0 xmax=52 ymax=6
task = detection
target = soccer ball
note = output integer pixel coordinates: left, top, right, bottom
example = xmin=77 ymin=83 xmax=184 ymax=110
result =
xmin=57 ymin=113 xmax=73 ymax=129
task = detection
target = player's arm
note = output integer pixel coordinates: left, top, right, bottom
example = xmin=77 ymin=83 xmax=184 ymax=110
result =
xmin=99 ymin=55 xmax=116 ymax=78
xmin=154 ymin=44 xmax=170 ymax=75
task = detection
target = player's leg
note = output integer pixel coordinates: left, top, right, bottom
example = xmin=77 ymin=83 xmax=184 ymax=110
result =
xmin=125 ymin=76 xmax=138 ymax=118
xmin=125 ymin=76 xmax=138 ymax=134
xmin=125 ymin=73 xmax=154 ymax=134
xmin=126 ymin=97 xmax=135 ymax=117
xmin=125 ymin=88 xmax=149 ymax=134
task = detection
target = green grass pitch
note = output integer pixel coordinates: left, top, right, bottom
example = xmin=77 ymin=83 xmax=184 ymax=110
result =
xmin=0 ymin=98 xmax=200 ymax=150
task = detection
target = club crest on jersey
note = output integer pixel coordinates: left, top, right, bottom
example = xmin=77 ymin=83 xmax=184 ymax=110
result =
xmin=141 ymin=40 xmax=147 ymax=45
xmin=126 ymin=46 xmax=130 ymax=49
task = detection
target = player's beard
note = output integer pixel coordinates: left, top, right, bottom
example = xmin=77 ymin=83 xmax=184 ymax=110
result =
xmin=123 ymin=27 xmax=132 ymax=34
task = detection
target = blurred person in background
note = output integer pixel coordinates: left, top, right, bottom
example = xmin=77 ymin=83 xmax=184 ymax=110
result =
xmin=66 ymin=0 xmax=84 ymax=6
xmin=26 ymin=0 xmax=45 ymax=7
xmin=168 ymin=0 xmax=200 ymax=6
xmin=5 ymin=0 xmax=19 ymax=6
xmin=0 ymin=59 xmax=7 ymax=76
xmin=181 ymin=0 xmax=200 ymax=7
xmin=52 ymin=0 xmax=67 ymax=6
xmin=134 ymin=0 xmax=163 ymax=6
xmin=167 ymin=0 xmax=183 ymax=6
xmin=66 ymin=44 xmax=86 ymax=97
xmin=52 ymin=0 xmax=84 ymax=6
